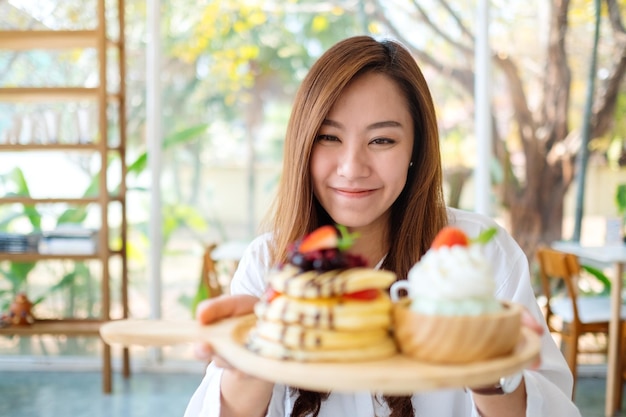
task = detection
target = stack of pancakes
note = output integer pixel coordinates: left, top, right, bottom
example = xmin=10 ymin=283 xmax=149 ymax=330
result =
xmin=247 ymin=264 xmax=398 ymax=361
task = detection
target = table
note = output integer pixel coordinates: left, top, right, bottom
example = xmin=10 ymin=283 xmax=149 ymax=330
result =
xmin=552 ymin=241 xmax=625 ymax=416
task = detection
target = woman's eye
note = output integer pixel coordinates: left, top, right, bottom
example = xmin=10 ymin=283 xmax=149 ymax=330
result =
xmin=316 ymin=134 xmax=339 ymax=143
xmin=370 ymin=137 xmax=395 ymax=145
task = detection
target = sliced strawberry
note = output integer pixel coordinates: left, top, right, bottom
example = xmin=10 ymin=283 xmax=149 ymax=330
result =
xmin=299 ymin=225 xmax=339 ymax=253
xmin=342 ymin=289 xmax=380 ymax=301
xmin=430 ymin=226 xmax=469 ymax=249
xmin=298 ymin=224 xmax=360 ymax=254
xmin=263 ymin=288 xmax=281 ymax=303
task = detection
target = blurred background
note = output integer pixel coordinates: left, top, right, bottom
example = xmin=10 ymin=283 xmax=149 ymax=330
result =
xmin=0 ymin=1 xmax=625 ymax=415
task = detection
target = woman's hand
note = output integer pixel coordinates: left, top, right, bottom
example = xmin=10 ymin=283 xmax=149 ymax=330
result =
xmin=193 ymin=294 xmax=258 ymax=370
xmin=195 ymin=295 xmax=274 ymax=417
xmin=521 ymin=306 xmax=544 ymax=369
xmin=470 ymin=306 xmax=545 ymax=417
xmin=196 ymin=294 xmax=259 ymax=325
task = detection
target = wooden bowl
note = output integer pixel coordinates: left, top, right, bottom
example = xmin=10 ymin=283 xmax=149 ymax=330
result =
xmin=392 ymin=300 xmax=522 ymax=364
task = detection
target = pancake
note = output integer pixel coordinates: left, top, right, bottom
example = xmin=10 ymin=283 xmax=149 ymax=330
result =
xmin=246 ymin=224 xmax=399 ymax=362
xmin=254 ymin=293 xmax=393 ymax=330
xmin=252 ymin=320 xmax=391 ymax=349
xmin=246 ymin=332 xmax=398 ymax=362
xmin=270 ymin=265 xmax=396 ymax=299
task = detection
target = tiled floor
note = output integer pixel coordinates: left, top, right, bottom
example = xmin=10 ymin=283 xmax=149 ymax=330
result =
xmin=0 ymin=365 xmax=623 ymax=417
xmin=0 ymin=369 xmax=203 ymax=417
xmin=576 ymin=375 xmax=626 ymax=417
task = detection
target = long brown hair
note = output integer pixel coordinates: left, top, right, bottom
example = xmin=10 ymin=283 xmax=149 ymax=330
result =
xmin=265 ymin=35 xmax=448 ymax=417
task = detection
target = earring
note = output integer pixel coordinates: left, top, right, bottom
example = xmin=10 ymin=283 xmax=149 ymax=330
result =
xmin=409 ymin=161 xmax=414 ymax=167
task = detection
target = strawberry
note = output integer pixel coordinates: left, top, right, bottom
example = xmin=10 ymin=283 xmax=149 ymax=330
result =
xmin=430 ymin=226 xmax=469 ymax=249
xmin=298 ymin=224 xmax=358 ymax=253
xmin=430 ymin=226 xmax=498 ymax=249
xmin=299 ymin=225 xmax=338 ymax=253
xmin=342 ymin=289 xmax=380 ymax=301
xmin=263 ymin=287 xmax=281 ymax=303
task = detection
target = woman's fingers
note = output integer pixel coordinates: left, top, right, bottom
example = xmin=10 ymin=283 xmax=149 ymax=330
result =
xmin=211 ymin=355 xmax=235 ymax=369
xmin=196 ymin=294 xmax=259 ymax=324
xmin=521 ymin=308 xmax=544 ymax=336
xmin=194 ymin=343 xmax=214 ymax=361
xmin=193 ymin=295 xmax=258 ymax=368
xmin=521 ymin=307 xmax=544 ymax=369
xmin=193 ymin=343 xmax=234 ymax=369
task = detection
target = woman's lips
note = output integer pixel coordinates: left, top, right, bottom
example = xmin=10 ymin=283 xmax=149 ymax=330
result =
xmin=334 ymin=187 xmax=377 ymax=198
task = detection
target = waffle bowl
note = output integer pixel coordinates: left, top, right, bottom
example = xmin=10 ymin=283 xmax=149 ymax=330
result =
xmin=393 ymin=300 xmax=522 ymax=364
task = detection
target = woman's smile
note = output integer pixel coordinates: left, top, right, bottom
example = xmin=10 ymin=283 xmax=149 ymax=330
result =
xmin=333 ymin=187 xmax=379 ymax=198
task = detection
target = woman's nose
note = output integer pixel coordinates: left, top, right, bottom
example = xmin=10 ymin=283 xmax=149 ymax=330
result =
xmin=337 ymin=145 xmax=370 ymax=179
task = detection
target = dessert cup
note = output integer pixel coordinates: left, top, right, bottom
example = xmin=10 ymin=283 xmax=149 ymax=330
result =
xmin=393 ymin=300 xmax=522 ymax=364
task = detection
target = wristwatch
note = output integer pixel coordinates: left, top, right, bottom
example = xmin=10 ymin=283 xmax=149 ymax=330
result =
xmin=470 ymin=372 xmax=523 ymax=395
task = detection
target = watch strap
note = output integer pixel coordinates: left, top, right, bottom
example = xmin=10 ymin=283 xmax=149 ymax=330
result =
xmin=470 ymin=372 xmax=523 ymax=395
xmin=469 ymin=382 xmax=505 ymax=395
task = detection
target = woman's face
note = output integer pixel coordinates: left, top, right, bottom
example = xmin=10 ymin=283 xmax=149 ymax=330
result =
xmin=310 ymin=72 xmax=414 ymax=233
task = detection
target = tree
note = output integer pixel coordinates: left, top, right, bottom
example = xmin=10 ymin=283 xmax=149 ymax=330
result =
xmin=367 ymin=0 xmax=626 ymax=256
xmin=167 ymin=0 xmax=367 ymax=235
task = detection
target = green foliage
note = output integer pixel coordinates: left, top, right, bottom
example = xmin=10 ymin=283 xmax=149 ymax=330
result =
xmin=0 ymin=165 xmax=97 ymax=313
xmin=607 ymin=94 xmax=626 ymax=224
xmin=127 ymin=124 xmax=209 ymax=176
xmin=615 ymin=183 xmax=626 ymax=217
xmin=0 ymin=168 xmax=42 ymax=231
xmin=1 ymin=261 xmax=37 ymax=293
xmin=614 ymin=91 xmax=626 ymax=138
xmin=0 ymin=167 xmax=42 ymax=311
xmin=580 ymin=264 xmax=611 ymax=296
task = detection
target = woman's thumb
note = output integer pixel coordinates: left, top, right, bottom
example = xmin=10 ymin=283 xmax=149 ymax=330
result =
xmin=196 ymin=294 xmax=259 ymax=324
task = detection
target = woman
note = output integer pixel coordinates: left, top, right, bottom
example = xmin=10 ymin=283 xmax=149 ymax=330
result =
xmin=185 ymin=36 xmax=580 ymax=417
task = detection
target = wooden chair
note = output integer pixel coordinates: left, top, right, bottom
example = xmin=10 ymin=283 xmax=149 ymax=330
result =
xmin=191 ymin=243 xmax=223 ymax=317
xmin=535 ymin=246 xmax=626 ymax=401
xmin=202 ymin=243 xmax=223 ymax=298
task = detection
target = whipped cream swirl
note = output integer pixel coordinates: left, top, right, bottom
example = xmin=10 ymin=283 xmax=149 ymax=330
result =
xmin=407 ymin=244 xmax=501 ymax=315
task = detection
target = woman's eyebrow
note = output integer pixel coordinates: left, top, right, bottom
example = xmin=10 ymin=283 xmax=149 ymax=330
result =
xmin=321 ymin=119 xmax=403 ymax=130
xmin=321 ymin=118 xmax=342 ymax=128
xmin=366 ymin=120 xmax=403 ymax=130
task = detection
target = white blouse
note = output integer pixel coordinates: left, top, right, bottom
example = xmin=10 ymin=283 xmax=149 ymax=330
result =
xmin=184 ymin=208 xmax=581 ymax=417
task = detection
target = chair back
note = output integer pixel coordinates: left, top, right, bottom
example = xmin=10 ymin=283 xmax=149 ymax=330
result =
xmin=202 ymin=243 xmax=222 ymax=299
xmin=536 ymin=246 xmax=582 ymax=328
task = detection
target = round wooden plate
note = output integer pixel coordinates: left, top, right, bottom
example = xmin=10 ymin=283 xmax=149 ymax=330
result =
xmin=100 ymin=314 xmax=541 ymax=395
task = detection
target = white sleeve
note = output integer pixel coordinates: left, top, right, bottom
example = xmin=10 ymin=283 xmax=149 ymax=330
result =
xmin=488 ymin=228 xmax=581 ymax=416
xmin=184 ymin=234 xmax=291 ymax=417
xmin=183 ymin=362 xmax=289 ymax=417
xmin=230 ymin=233 xmax=273 ymax=297
xmin=449 ymin=209 xmax=580 ymax=416
xmin=183 ymin=363 xmax=223 ymax=417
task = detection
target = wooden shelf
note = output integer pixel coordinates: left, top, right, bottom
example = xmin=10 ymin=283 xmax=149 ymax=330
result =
xmin=0 ymin=143 xmax=123 ymax=152
xmin=0 ymin=197 xmax=100 ymax=205
xmin=0 ymin=195 xmax=124 ymax=205
xmin=0 ymin=30 xmax=98 ymax=50
xmin=0 ymin=248 xmax=125 ymax=262
xmin=0 ymin=87 xmax=121 ymax=102
xmin=0 ymin=0 xmax=128 ymax=394
xmin=0 ymin=319 xmax=106 ymax=336
xmin=0 ymin=143 xmax=98 ymax=151
xmin=0 ymin=30 xmax=120 ymax=50
xmin=0 ymin=252 xmax=101 ymax=262
xmin=0 ymin=87 xmax=96 ymax=101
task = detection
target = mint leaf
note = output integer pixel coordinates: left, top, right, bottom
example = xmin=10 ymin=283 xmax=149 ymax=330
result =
xmin=336 ymin=224 xmax=360 ymax=251
xmin=472 ymin=227 xmax=497 ymax=245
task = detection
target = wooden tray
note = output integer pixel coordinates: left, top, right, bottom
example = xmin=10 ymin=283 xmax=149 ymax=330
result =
xmin=100 ymin=315 xmax=541 ymax=395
